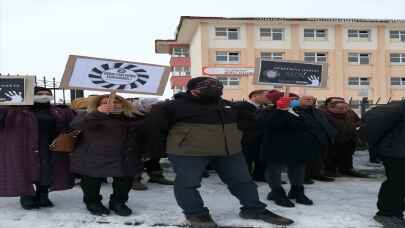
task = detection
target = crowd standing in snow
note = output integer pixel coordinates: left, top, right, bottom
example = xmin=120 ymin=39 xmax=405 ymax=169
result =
xmin=0 ymin=77 xmax=404 ymax=227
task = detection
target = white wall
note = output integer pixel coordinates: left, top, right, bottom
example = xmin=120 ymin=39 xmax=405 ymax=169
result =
xmin=190 ymin=24 xmax=203 ymax=77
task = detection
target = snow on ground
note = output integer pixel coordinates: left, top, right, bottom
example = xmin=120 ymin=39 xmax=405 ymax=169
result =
xmin=0 ymin=151 xmax=386 ymax=228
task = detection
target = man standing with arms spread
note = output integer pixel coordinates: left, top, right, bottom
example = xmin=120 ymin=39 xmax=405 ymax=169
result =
xmin=148 ymin=77 xmax=294 ymax=228
xmin=234 ymin=90 xmax=270 ymax=182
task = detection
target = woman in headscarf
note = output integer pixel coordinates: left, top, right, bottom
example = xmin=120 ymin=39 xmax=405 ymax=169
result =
xmin=0 ymin=87 xmax=75 ymax=209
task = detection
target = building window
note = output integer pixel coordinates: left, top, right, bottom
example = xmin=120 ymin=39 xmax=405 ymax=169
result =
xmin=348 ymin=77 xmax=370 ymax=87
xmin=173 ymin=86 xmax=186 ymax=94
xmin=348 ymin=29 xmax=371 ymax=41
xmin=260 ymin=52 xmax=283 ymax=60
xmin=391 ymin=77 xmax=405 ymax=87
xmin=304 ymin=29 xmax=328 ymax=41
xmin=218 ymin=77 xmax=240 ymax=88
xmin=390 ymin=53 xmax=405 ymax=64
xmin=390 ymin=30 xmax=405 ymax=42
xmin=216 ymin=51 xmax=240 ymax=64
xmin=215 ymin=27 xmax=240 ymax=40
xmin=172 ymin=47 xmax=189 ymax=57
xmin=259 ymin=28 xmax=284 ymax=40
xmin=304 ymin=52 xmax=327 ymax=63
xmin=171 ymin=66 xmax=190 ymax=76
xmin=348 ymin=53 xmax=371 ymax=65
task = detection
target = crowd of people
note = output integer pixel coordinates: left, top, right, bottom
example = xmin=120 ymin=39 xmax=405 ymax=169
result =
xmin=0 ymin=76 xmax=404 ymax=227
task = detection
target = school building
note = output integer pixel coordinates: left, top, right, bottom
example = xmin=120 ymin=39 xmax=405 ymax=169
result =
xmin=155 ymin=16 xmax=405 ymax=104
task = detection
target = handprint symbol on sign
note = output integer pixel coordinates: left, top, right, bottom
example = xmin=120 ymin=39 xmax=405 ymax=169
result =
xmin=308 ymin=75 xmax=320 ymax=86
xmin=5 ymin=91 xmax=24 ymax=103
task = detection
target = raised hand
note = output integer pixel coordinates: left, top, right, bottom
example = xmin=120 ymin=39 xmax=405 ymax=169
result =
xmin=5 ymin=91 xmax=23 ymax=103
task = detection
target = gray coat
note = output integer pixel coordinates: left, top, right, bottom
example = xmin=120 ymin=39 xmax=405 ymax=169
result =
xmin=70 ymin=112 xmax=143 ymax=177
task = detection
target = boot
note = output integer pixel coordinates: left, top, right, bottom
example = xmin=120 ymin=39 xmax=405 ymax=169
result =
xmin=36 ymin=186 xmax=54 ymax=207
xmin=288 ymin=185 xmax=313 ymax=205
xmin=374 ymin=215 xmax=405 ymax=228
xmin=86 ymin=202 xmax=110 ymax=216
xmin=148 ymin=171 xmax=174 ymax=185
xmin=20 ymin=196 xmax=39 ymax=210
xmin=109 ymin=200 xmax=132 ymax=217
xmin=304 ymin=178 xmax=315 ymax=185
xmin=340 ymin=169 xmax=369 ymax=178
xmin=240 ymin=208 xmax=294 ymax=226
xmin=267 ymin=187 xmax=295 ymax=208
xmin=132 ymin=178 xmax=148 ymax=191
xmin=186 ymin=213 xmax=218 ymax=228
xmin=312 ymin=175 xmax=335 ymax=182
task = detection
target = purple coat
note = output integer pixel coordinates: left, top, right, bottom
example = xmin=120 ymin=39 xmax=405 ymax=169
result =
xmin=0 ymin=106 xmax=76 ymax=197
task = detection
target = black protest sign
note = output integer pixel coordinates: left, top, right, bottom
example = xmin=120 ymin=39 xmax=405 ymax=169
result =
xmin=0 ymin=76 xmax=34 ymax=105
xmin=256 ymin=60 xmax=327 ymax=87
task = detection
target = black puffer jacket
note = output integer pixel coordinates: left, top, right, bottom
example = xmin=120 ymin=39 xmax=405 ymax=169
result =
xmin=359 ymin=101 xmax=405 ymax=159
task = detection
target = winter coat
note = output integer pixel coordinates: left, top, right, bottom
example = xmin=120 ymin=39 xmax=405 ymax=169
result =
xmin=234 ymin=101 xmax=263 ymax=146
xmin=325 ymin=112 xmax=358 ymax=145
xmin=258 ymin=108 xmax=322 ymax=164
xmin=0 ymin=106 xmax=75 ymax=197
xmin=294 ymin=107 xmax=337 ymax=146
xmin=147 ymin=94 xmax=242 ymax=156
xmin=70 ymin=112 xmax=143 ymax=178
xmin=358 ymin=101 xmax=405 ymax=159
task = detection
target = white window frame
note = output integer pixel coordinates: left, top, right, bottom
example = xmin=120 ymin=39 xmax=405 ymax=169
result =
xmin=216 ymin=51 xmax=240 ymax=64
xmin=260 ymin=52 xmax=283 ymax=60
xmin=390 ymin=30 xmax=405 ymax=42
xmin=171 ymin=66 xmax=190 ymax=76
xmin=259 ymin=28 xmax=284 ymax=41
xmin=304 ymin=52 xmax=327 ymax=63
xmin=172 ymin=47 xmax=189 ymax=57
xmin=304 ymin=29 xmax=328 ymax=41
xmin=348 ymin=53 xmax=371 ymax=65
xmin=390 ymin=77 xmax=405 ymax=88
xmin=348 ymin=29 xmax=371 ymax=41
xmin=215 ymin=27 xmax=240 ymax=40
xmin=390 ymin=53 xmax=405 ymax=65
xmin=348 ymin=77 xmax=370 ymax=88
xmin=217 ymin=76 xmax=240 ymax=88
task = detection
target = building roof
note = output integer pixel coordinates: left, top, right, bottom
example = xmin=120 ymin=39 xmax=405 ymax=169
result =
xmin=155 ymin=16 xmax=405 ymax=53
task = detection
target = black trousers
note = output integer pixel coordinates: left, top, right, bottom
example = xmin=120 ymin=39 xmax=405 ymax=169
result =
xmin=242 ymin=143 xmax=266 ymax=180
xmin=306 ymin=146 xmax=328 ymax=178
xmin=80 ymin=176 xmax=134 ymax=204
xmin=325 ymin=142 xmax=355 ymax=173
xmin=144 ymin=158 xmax=163 ymax=174
xmin=377 ymin=158 xmax=405 ymax=218
xmin=266 ymin=163 xmax=305 ymax=189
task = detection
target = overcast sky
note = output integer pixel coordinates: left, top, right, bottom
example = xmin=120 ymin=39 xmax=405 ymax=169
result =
xmin=1 ymin=0 xmax=405 ymax=97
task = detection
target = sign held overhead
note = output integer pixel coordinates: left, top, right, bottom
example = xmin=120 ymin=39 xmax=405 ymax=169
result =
xmin=255 ymin=59 xmax=328 ymax=88
xmin=61 ymin=55 xmax=170 ymax=95
xmin=0 ymin=76 xmax=35 ymax=106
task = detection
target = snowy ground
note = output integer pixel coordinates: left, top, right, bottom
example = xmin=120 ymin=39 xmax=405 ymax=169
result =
xmin=0 ymin=151 xmax=386 ymax=228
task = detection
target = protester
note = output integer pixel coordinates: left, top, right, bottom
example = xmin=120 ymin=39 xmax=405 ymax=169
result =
xmin=359 ymin=101 xmax=405 ymax=227
xmin=259 ymin=93 xmax=317 ymax=208
xmin=0 ymin=87 xmax=76 ymax=210
xmin=234 ymin=90 xmax=270 ymax=182
xmin=70 ymin=95 xmax=143 ymax=216
xmin=131 ymin=97 xmax=173 ymax=191
xmin=148 ymin=77 xmax=294 ymax=227
xmin=294 ymin=96 xmax=337 ymax=183
xmin=324 ymin=101 xmax=367 ymax=178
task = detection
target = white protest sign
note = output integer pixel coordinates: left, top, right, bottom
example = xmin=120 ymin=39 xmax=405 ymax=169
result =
xmin=61 ymin=55 xmax=170 ymax=95
xmin=0 ymin=76 xmax=35 ymax=106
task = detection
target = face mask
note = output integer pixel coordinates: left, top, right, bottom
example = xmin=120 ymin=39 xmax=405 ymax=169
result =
xmin=199 ymin=87 xmax=223 ymax=98
xmin=34 ymin=95 xmax=53 ymax=103
xmin=290 ymin=99 xmax=300 ymax=108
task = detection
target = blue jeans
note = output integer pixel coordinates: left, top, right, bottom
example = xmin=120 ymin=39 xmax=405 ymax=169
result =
xmin=168 ymin=153 xmax=266 ymax=216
